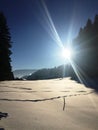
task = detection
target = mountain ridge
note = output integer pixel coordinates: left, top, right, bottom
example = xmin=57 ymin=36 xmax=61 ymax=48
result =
xmin=13 ymin=69 xmax=37 ymax=78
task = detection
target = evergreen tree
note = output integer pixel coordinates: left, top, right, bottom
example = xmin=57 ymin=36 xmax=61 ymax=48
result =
xmin=94 ymin=14 xmax=98 ymax=32
xmin=73 ymin=15 xmax=98 ymax=78
xmin=0 ymin=12 xmax=14 ymax=80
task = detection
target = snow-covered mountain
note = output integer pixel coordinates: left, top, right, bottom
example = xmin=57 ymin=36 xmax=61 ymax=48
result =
xmin=13 ymin=69 xmax=37 ymax=78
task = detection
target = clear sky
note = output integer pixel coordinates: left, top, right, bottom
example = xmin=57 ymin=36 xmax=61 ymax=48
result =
xmin=0 ymin=0 xmax=98 ymax=70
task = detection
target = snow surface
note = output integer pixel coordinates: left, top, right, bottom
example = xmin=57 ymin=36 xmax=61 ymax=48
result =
xmin=0 ymin=78 xmax=98 ymax=130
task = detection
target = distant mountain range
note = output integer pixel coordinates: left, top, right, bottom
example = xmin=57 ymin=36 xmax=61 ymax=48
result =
xmin=13 ymin=69 xmax=37 ymax=78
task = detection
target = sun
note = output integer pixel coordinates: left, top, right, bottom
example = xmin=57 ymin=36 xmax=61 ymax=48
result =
xmin=61 ymin=48 xmax=72 ymax=60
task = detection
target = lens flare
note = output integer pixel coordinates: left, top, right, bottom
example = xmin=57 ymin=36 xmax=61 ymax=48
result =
xmin=62 ymin=48 xmax=72 ymax=60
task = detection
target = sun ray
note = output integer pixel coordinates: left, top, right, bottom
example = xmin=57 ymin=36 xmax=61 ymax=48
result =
xmin=69 ymin=59 xmax=98 ymax=110
xmin=41 ymin=0 xmax=64 ymax=48
xmin=69 ymin=60 xmax=83 ymax=84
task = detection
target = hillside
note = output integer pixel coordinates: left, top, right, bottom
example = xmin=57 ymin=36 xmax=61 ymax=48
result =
xmin=13 ymin=69 xmax=37 ymax=78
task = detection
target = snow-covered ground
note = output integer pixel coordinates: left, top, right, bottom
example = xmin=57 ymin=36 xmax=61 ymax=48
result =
xmin=0 ymin=78 xmax=98 ymax=130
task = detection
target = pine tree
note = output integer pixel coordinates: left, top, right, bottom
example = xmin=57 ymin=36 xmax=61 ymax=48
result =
xmin=0 ymin=12 xmax=14 ymax=80
xmin=73 ymin=15 xmax=98 ymax=78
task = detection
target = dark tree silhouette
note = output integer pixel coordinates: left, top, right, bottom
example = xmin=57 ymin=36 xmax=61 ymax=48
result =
xmin=0 ymin=12 xmax=14 ymax=80
xmin=73 ymin=15 xmax=98 ymax=78
xmin=94 ymin=14 xmax=98 ymax=32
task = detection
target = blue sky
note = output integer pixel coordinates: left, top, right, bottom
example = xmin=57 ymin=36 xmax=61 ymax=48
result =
xmin=0 ymin=0 xmax=98 ymax=70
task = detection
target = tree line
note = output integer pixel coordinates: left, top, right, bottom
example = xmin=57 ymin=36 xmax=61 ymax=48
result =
xmin=73 ymin=15 xmax=98 ymax=78
xmin=26 ymin=65 xmax=76 ymax=80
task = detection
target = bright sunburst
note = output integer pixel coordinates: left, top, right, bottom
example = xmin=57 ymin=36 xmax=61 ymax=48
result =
xmin=62 ymin=48 xmax=72 ymax=60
